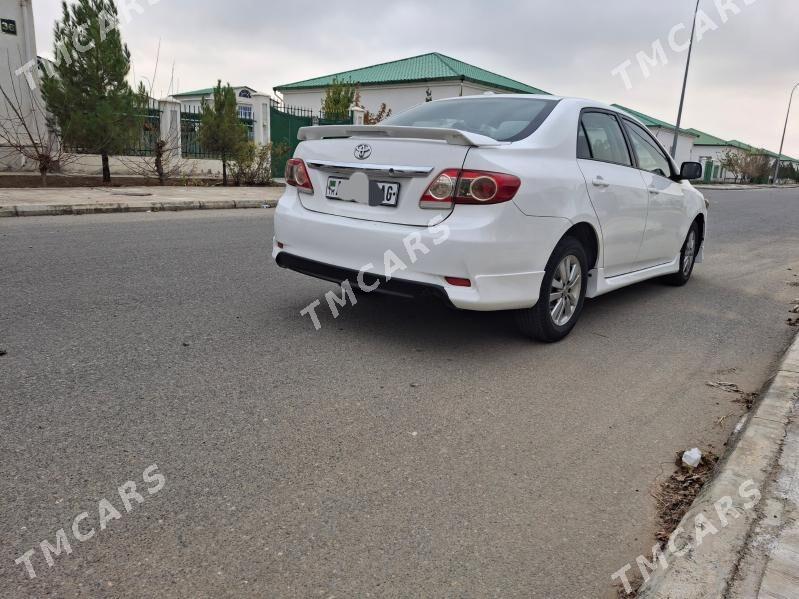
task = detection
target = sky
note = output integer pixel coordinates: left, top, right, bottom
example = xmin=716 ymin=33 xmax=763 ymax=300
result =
xmin=31 ymin=0 xmax=799 ymax=158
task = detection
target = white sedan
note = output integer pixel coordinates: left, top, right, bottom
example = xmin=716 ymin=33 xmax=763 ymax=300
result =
xmin=273 ymin=95 xmax=707 ymax=341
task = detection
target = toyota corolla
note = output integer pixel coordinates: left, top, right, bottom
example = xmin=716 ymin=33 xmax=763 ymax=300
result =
xmin=273 ymin=95 xmax=707 ymax=341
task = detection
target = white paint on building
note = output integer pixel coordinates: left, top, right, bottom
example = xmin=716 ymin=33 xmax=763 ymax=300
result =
xmin=279 ymin=80 xmax=516 ymax=117
xmin=0 ymin=0 xmax=43 ymax=170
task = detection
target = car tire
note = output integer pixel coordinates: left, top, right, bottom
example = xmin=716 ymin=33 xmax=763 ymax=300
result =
xmin=515 ymin=236 xmax=588 ymax=342
xmin=664 ymin=221 xmax=700 ymax=287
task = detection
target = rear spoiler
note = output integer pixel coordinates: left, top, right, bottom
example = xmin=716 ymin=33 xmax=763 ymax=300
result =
xmin=297 ymin=125 xmax=504 ymax=147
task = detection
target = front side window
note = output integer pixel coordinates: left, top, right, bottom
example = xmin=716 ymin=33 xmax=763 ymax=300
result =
xmin=383 ymin=97 xmax=559 ymax=142
xmin=623 ymin=120 xmax=672 ymax=178
xmin=579 ymin=112 xmax=632 ymax=166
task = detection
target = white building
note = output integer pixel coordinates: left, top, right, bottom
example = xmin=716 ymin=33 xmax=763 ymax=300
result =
xmin=0 ymin=0 xmax=41 ymax=170
xmin=171 ymin=85 xmax=272 ymax=146
xmin=686 ymin=129 xmax=748 ymax=182
xmin=273 ymin=52 xmax=551 ymax=116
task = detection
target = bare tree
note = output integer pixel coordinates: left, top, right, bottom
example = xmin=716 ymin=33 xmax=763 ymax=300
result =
xmin=117 ymin=44 xmax=189 ymax=185
xmin=718 ymin=148 xmax=744 ymax=183
xmin=739 ymin=150 xmax=773 ymax=183
xmin=116 ymin=115 xmax=188 ymax=185
xmin=364 ymin=103 xmax=393 ymax=124
xmin=0 ymin=53 xmax=73 ymax=185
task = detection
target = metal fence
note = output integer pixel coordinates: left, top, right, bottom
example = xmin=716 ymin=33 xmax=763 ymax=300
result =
xmin=180 ymin=104 xmax=255 ymax=159
xmin=124 ymin=108 xmax=162 ymax=157
xmin=180 ymin=106 xmax=211 ymax=159
xmin=269 ymin=101 xmax=353 ymax=175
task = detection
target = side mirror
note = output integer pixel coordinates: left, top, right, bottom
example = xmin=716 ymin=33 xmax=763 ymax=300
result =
xmin=680 ymin=161 xmax=703 ymax=180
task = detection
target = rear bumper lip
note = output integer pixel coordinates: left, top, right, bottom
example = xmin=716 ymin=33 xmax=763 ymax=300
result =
xmin=275 ymin=252 xmax=455 ymax=307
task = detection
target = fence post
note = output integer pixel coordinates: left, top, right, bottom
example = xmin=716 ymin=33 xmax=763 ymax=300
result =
xmin=350 ymin=105 xmax=366 ymax=126
xmin=159 ymin=98 xmax=182 ymax=162
xmin=252 ymin=93 xmax=271 ymax=146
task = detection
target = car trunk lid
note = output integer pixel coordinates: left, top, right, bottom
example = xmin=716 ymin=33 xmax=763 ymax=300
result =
xmin=292 ymin=126 xmax=502 ymax=227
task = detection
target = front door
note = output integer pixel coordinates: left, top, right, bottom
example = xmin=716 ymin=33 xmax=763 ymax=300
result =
xmin=621 ymin=118 xmax=689 ymax=267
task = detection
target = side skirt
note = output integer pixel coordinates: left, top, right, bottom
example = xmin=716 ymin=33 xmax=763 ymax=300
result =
xmin=585 ymin=255 xmax=680 ymax=298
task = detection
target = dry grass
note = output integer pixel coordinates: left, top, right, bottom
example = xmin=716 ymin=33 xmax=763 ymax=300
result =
xmin=654 ymin=451 xmax=719 ymax=547
xmin=614 ymin=450 xmax=720 ymax=598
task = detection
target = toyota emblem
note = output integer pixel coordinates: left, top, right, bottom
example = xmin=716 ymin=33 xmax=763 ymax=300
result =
xmin=354 ymin=143 xmax=372 ymax=160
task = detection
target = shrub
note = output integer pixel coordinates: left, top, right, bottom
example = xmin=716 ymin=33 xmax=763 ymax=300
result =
xmin=230 ymin=141 xmax=289 ymax=186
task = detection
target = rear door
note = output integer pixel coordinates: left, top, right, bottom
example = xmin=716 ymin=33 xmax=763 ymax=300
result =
xmin=576 ymin=110 xmax=649 ymax=277
xmin=294 ymin=138 xmax=470 ymax=226
xmin=621 ymin=118 xmax=689 ymax=267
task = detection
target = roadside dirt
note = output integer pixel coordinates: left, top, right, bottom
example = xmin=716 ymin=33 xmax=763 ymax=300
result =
xmin=653 ymin=451 xmax=720 ymax=547
xmin=616 ymin=450 xmax=720 ymax=598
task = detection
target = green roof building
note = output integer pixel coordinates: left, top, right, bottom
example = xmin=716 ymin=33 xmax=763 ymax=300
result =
xmin=274 ymin=52 xmax=549 ymax=115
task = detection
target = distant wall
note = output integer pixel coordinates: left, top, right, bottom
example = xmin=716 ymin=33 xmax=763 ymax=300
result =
xmin=0 ymin=150 xmax=223 ymax=178
xmin=60 ymin=155 xmax=224 ymax=178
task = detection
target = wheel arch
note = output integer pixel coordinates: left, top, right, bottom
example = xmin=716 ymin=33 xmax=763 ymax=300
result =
xmin=693 ymin=212 xmax=706 ymax=247
xmin=561 ymin=222 xmax=600 ymax=270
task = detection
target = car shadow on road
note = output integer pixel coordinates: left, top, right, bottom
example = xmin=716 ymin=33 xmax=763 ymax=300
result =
xmin=272 ymin=273 xmax=691 ymax=352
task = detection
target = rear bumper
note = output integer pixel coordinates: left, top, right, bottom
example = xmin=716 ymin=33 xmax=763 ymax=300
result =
xmin=275 ymin=252 xmax=454 ymax=306
xmin=273 ymin=189 xmax=570 ymax=311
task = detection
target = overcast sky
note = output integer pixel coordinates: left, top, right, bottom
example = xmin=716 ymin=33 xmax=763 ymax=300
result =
xmin=31 ymin=0 xmax=799 ymax=157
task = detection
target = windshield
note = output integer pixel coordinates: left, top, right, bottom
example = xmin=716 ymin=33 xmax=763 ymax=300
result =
xmin=383 ymin=96 xmax=559 ymax=142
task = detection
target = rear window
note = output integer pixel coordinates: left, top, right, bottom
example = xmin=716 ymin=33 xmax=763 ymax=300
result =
xmin=382 ymin=97 xmax=559 ymax=142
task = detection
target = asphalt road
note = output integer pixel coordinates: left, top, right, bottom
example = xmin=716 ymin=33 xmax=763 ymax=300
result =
xmin=1 ymin=188 xmax=798 ymax=598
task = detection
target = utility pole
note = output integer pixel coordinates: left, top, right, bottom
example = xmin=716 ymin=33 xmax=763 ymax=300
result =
xmin=773 ymin=83 xmax=799 ymax=185
xmin=671 ymin=0 xmax=701 ymax=159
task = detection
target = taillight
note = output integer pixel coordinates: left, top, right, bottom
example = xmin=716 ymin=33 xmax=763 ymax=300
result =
xmin=419 ymin=170 xmax=521 ymax=209
xmin=285 ymin=158 xmax=313 ymax=193
xmin=420 ymin=169 xmax=459 ymax=209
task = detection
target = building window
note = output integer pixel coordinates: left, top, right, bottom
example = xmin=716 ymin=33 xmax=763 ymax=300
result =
xmin=237 ymin=104 xmax=253 ymax=120
xmin=239 ymin=89 xmax=252 ymax=98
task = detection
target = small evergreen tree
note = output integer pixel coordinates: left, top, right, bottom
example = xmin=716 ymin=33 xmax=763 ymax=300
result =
xmin=41 ymin=0 xmax=145 ymax=183
xmin=322 ymin=77 xmax=355 ymax=120
xmin=198 ymin=81 xmax=246 ymax=186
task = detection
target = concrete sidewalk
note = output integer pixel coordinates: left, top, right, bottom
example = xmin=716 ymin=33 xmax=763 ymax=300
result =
xmin=730 ymin=345 xmax=799 ymax=599
xmin=0 ymin=186 xmax=284 ymax=216
xmin=639 ymin=332 xmax=799 ymax=598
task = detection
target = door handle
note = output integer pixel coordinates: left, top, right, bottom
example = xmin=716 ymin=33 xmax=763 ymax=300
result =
xmin=592 ymin=176 xmax=610 ymax=188
xmin=648 ymin=187 xmax=661 ymax=195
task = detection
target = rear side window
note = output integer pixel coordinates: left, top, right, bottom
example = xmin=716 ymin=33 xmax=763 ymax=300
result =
xmin=623 ymin=119 xmax=673 ymax=178
xmin=579 ymin=112 xmax=632 ymax=166
xmin=383 ymin=97 xmax=559 ymax=142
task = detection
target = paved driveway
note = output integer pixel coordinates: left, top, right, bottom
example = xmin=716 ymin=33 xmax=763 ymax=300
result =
xmin=1 ymin=188 xmax=797 ymax=598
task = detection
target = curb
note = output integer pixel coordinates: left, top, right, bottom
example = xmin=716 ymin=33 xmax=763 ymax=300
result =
xmin=637 ymin=333 xmax=799 ymax=598
xmin=0 ymin=198 xmax=277 ymax=217
xmin=694 ymin=184 xmax=799 ymax=190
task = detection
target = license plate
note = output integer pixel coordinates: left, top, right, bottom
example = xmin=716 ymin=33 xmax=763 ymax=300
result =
xmin=326 ymin=177 xmax=400 ymax=207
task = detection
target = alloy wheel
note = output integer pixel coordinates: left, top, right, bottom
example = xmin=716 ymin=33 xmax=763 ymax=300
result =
xmin=549 ymin=255 xmax=582 ymax=326
xmin=683 ymin=230 xmax=697 ymax=276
